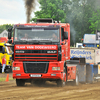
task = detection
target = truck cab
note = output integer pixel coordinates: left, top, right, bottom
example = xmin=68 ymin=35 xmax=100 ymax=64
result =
xmin=83 ymin=34 xmax=99 ymax=47
xmin=7 ymin=19 xmax=78 ymax=87
xmin=0 ymin=42 xmax=12 ymax=73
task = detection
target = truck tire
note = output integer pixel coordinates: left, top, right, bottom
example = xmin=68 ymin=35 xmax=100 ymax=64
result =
xmin=5 ymin=68 xmax=12 ymax=73
xmin=57 ymin=67 xmax=66 ymax=87
xmin=73 ymin=69 xmax=79 ymax=86
xmin=16 ymin=79 xmax=25 ymax=86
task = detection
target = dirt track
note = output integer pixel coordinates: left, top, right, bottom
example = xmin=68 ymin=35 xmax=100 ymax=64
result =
xmin=0 ymin=73 xmax=100 ymax=100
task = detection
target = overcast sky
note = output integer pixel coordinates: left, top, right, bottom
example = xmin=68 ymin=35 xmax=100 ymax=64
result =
xmin=0 ymin=0 xmax=40 ymax=25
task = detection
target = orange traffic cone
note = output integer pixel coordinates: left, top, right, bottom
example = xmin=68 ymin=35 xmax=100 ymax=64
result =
xmin=5 ymin=74 xmax=9 ymax=82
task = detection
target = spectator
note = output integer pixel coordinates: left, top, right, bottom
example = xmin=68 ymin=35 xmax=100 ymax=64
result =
xmin=2 ymin=55 xmax=6 ymax=73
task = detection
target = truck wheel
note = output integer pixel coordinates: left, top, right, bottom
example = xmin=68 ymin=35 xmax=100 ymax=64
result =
xmin=73 ymin=69 xmax=79 ymax=86
xmin=57 ymin=67 xmax=66 ymax=87
xmin=16 ymin=79 xmax=25 ymax=86
xmin=5 ymin=68 xmax=12 ymax=73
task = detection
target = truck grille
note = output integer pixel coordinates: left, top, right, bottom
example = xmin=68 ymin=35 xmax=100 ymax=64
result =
xmin=23 ymin=62 xmax=49 ymax=73
xmin=15 ymin=50 xmax=57 ymax=61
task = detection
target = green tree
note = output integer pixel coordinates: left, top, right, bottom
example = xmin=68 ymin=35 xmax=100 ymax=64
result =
xmin=0 ymin=24 xmax=13 ymax=34
xmin=89 ymin=9 xmax=100 ymax=34
xmin=31 ymin=0 xmax=66 ymax=22
xmin=66 ymin=0 xmax=95 ymax=45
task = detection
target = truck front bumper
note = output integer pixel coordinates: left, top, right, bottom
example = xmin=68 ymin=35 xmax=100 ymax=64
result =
xmin=13 ymin=72 xmax=64 ymax=80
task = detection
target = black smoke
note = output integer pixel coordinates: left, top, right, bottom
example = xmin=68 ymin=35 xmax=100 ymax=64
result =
xmin=24 ymin=0 xmax=36 ymax=23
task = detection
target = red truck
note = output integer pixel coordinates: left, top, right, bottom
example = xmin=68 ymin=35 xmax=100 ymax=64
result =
xmin=7 ymin=19 xmax=80 ymax=87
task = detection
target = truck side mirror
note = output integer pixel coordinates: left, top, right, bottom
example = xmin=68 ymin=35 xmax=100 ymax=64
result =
xmin=64 ymin=32 xmax=68 ymax=39
xmin=8 ymin=27 xmax=12 ymax=40
xmin=8 ymin=32 xmax=11 ymax=39
xmin=2 ymin=47 xmax=5 ymax=54
xmin=7 ymin=40 xmax=12 ymax=44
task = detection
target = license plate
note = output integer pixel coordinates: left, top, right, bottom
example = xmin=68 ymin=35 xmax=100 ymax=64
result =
xmin=30 ymin=74 xmax=41 ymax=77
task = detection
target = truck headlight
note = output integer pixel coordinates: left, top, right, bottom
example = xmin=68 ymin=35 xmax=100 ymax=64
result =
xmin=13 ymin=67 xmax=20 ymax=70
xmin=52 ymin=67 xmax=60 ymax=71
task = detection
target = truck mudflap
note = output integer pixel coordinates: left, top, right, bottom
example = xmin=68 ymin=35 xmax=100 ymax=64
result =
xmin=66 ymin=58 xmax=87 ymax=83
xmin=67 ymin=65 xmax=76 ymax=80
xmin=66 ymin=64 xmax=79 ymax=86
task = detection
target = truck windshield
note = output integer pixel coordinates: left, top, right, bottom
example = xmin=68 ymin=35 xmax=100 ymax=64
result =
xmin=14 ymin=28 xmax=60 ymax=43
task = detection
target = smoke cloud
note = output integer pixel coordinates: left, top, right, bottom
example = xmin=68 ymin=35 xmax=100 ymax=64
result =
xmin=24 ymin=0 xmax=37 ymax=23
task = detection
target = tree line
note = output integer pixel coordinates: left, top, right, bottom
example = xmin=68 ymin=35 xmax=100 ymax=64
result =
xmin=0 ymin=24 xmax=13 ymax=34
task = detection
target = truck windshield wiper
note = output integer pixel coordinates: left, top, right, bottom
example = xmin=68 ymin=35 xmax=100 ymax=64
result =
xmin=31 ymin=40 xmax=40 ymax=43
xmin=39 ymin=40 xmax=53 ymax=43
xmin=19 ymin=40 xmax=28 ymax=43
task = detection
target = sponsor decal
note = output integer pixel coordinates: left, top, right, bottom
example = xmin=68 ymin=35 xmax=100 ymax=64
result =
xmin=47 ymin=51 xmax=57 ymax=53
xmin=71 ymin=50 xmax=91 ymax=55
xmin=16 ymin=46 xmax=25 ymax=49
xmin=15 ymin=45 xmax=57 ymax=50
xmin=15 ymin=51 xmax=24 ymax=53
xmin=70 ymin=49 xmax=93 ymax=60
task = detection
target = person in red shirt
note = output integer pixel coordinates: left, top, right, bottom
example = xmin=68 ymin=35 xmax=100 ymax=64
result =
xmin=2 ymin=55 xmax=6 ymax=73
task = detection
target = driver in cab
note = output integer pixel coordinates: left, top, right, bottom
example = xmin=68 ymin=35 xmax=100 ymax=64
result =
xmin=51 ymin=33 xmax=58 ymax=40
xmin=21 ymin=33 xmax=29 ymax=40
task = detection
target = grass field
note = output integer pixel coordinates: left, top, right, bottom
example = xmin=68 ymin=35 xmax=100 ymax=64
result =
xmin=0 ymin=73 xmax=14 ymax=82
xmin=0 ymin=78 xmax=14 ymax=82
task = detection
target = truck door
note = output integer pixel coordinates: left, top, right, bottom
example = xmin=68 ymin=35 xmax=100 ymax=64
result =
xmin=61 ymin=27 xmax=67 ymax=61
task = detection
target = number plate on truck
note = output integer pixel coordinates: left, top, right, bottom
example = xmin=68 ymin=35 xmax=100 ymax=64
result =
xmin=30 ymin=74 xmax=41 ymax=77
